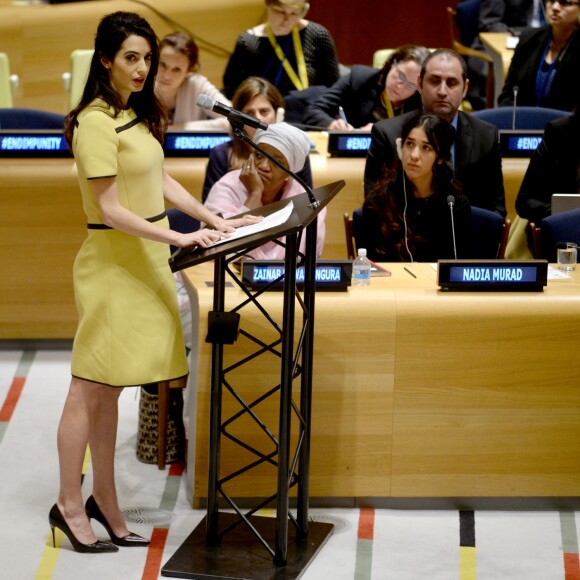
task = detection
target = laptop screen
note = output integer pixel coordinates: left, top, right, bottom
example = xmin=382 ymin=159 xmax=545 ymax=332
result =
xmin=551 ymin=194 xmax=580 ymax=215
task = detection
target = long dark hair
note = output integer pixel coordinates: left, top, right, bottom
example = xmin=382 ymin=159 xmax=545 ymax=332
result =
xmin=364 ymin=114 xmax=459 ymax=258
xmin=64 ymin=11 xmax=167 ymax=146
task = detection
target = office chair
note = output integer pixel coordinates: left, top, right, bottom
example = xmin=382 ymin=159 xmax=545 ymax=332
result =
xmin=0 ymin=107 xmax=65 ymax=129
xmin=0 ymin=53 xmax=19 ymax=108
xmin=470 ymin=206 xmax=511 ymax=259
xmin=447 ymin=1 xmax=495 ymax=109
xmin=471 ymin=106 xmax=571 ymax=130
xmin=528 ymin=209 xmax=580 ymax=262
xmin=343 ymin=207 xmax=364 ymax=260
xmin=372 ymin=49 xmax=395 ymax=69
xmin=63 ymin=49 xmax=94 ymax=110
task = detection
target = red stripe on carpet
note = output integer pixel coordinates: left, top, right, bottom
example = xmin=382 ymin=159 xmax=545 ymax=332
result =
xmin=142 ymin=527 xmax=169 ymax=580
xmin=358 ymin=507 xmax=375 ymax=541
xmin=169 ymin=462 xmax=185 ymax=477
xmin=564 ymin=553 xmax=580 ymax=580
xmin=0 ymin=377 xmax=25 ymax=422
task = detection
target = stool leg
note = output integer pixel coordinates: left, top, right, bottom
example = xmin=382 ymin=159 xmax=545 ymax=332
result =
xmin=157 ymin=381 xmax=169 ymax=470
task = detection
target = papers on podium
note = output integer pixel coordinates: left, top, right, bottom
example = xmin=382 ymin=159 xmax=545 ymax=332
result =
xmin=209 ymin=201 xmax=294 ymax=247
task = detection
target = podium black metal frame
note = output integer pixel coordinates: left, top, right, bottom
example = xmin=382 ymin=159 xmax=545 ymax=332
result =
xmin=162 ymin=182 xmax=344 ymax=579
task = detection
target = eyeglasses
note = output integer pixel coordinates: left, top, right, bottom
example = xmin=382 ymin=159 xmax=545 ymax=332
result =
xmin=394 ymin=63 xmax=418 ymax=92
xmin=547 ymin=0 xmax=580 ymax=7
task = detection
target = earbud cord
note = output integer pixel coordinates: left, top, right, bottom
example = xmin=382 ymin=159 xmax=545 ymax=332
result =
xmin=402 ymin=172 xmax=414 ymax=263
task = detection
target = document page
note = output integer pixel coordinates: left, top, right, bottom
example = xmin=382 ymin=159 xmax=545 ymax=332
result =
xmin=209 ymin=201 xmax=294 ymax=247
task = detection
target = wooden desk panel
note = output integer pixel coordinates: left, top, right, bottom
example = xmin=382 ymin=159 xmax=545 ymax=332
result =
xmin=392 ymin=282 xmax=580 ymax=497
xmin=183 ymin=263 xmax=580 ymax=501
xmin=186 ymin=264 xmax=397 ymax=499
xmin=0 ymin=150 xmax=527 ymax=340
xmin=0 ymin=153 xmax=364 ymax=339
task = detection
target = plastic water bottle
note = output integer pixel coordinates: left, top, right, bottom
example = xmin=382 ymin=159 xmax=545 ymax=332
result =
xmin=352 ymin=248 xmax=371 ymax=287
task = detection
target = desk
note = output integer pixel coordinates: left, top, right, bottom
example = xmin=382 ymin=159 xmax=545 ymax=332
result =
xmin=0 ymin=131 xmax=530 ymax=340
xmin=479 ymin=32 xmax=516 ymax=106
xmin=182 ymin=262 xmax=580 ymax=503
xmin=0 ymin=153 xmax=365 ymax=339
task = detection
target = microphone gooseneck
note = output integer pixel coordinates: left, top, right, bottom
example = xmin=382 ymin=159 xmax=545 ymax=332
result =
xmin=511 ymin=85 xmax=519 ymax=130
xmin=197 ymin=94 xmax=319 ymax=207
xmin=196 ymin=94 xmax=268 ymax=131
xmin=447 ymin=195 xmax=458 ymax=260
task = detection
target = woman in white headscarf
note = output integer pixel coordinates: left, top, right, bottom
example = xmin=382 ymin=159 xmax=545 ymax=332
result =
xmin=204 ymin=122 xmax=325 ymax=260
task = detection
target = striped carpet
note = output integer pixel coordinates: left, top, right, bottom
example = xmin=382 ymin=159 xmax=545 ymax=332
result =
xmin=0 ymin=349 xmax=578 ymax=580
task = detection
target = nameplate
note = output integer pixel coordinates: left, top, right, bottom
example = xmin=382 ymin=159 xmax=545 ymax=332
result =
xmin=499 ymin=130 xmax=543 ymax=158
xmin=241 ymin=260 xmax=352 ymax=291
xmin=437 ymin=260 xmax=548 ymax=291
xmin=0 ymin=130 xmax=71 ymax=158
xmin=163 ymin=131 xmax=231 ymax=157
xmin=327 ymin=131 xmax=371 ymax=157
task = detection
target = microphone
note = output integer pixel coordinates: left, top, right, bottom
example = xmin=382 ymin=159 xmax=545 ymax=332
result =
xmin=447 ymin=195 xmax=458 ymax=260
xmin=511 ymin=85 xmax=519 ymax=130
xmin=196 ymin=94 xmax=268 ymax=131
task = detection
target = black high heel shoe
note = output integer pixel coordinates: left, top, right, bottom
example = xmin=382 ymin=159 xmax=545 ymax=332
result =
xmin=49 ymin=504 xmax=118 ymax=553
xmin=85 ymin=495 xmax=150 ymax=547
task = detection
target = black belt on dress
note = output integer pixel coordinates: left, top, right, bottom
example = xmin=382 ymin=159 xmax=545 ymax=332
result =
xmin=87 ymin=211 xmax=167 ymax=229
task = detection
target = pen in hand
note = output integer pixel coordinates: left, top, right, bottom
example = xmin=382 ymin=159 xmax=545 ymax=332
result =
xmin=338 ymin=106 xmax=349 ymax=126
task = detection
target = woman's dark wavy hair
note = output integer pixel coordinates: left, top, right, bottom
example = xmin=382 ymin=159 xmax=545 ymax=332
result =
xmin=64 ymin=11 xmax=167 ymax=147
xmin=364 ymin=113 xmax=459 ymax=258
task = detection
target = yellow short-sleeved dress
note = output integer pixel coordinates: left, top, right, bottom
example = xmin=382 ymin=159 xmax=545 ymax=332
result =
xmin=71 ymin=100 xmax=188 ymax=387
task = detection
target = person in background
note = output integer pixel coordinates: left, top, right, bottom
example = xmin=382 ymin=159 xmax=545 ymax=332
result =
xmin=360 ymin=114 xmax=471 ymax=262
xmin=516 ymin=110 xmax=579 ymax=223
xmin=303 ymin=45 xmax=429 ymax=131
xmin=467 ymin=0 xmax=547 ymax=106
xmin=222 ymin=0 xmax=340 ymax=99
xmin=155 ymin=31 xmax=231 ymax=130
xmin=201 ymin=76 xmax=312 ymax=201
xmin=479 ymin=0 xmax=546 ymax=33
xmin=364 ymin=49 xmax=506 ymax=218
xmin=51 ymin=11 xmax=257 ymax=554
xmin=497 ymin=0 xmax=580 ymax=110
xmin=205 ymin=122 xmax=325 ymax=260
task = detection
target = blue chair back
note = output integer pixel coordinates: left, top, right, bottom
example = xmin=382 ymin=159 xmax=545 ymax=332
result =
xmin=471 ymin=107 xmax=571 ymax=130
xmin=455 ymin=0 xmax=482 ymax=47
xmin=471 ymin=206 xmax=507 ymax=259
xmin=0 ymin=107 xmax=65 ymax=129
xmin=166 ymin=207 xmax=200 ymax=255
xmin=539 ymin=209 xmax=580 ymax=262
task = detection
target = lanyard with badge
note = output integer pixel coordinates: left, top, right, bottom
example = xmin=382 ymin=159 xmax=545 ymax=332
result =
xmin=265 ymin=23 xmax=309 ymax=91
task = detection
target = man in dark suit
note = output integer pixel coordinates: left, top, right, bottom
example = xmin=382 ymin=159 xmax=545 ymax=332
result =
xmin=364 ymin=49 xmax=506 ymax=217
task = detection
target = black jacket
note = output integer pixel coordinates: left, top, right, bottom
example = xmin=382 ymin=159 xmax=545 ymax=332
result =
xmin=302 ymin=65 xmax=421 ymax=129
xmin=516 ymin=114 xmax=580 ymax=223
xmin=498 ymin=26 xmax=580 ymax=111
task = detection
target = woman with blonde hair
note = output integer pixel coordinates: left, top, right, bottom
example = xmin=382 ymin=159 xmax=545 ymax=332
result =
xmin=223 ymin=0 xmax=340 ymax=98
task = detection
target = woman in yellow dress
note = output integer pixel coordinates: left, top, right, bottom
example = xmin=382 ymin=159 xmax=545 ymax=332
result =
xmin=49 ymin=11 xmax=258 ymax=553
